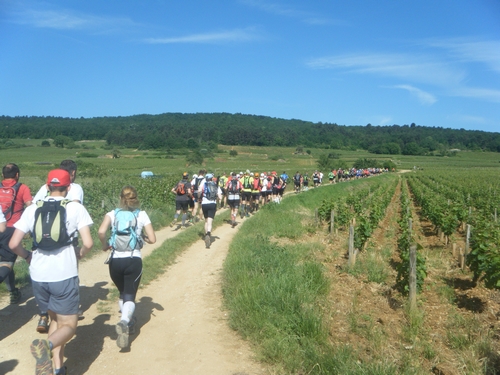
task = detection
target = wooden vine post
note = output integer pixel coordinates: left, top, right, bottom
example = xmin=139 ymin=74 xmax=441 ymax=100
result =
xmin=348 ymin=224 xmax=356 ymax=267
xmin=409 ymin=244 xmax=417 ymax=311
xmin=330 ymin=209 xmax=335 ymax=237
xmin=465 ymin=224 xmax=471 ymax=256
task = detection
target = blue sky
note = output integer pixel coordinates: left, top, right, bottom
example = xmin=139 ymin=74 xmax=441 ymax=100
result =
xmin=1 ymin=0 xmax=499 ymax=133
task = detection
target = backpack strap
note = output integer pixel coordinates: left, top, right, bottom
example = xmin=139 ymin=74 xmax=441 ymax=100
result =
xmin=1 ymin=182 xmax=22 ymax=220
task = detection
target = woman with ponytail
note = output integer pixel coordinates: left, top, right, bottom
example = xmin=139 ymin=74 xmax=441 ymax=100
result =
xmin=97 ymin=185 xmax=156 ymax=349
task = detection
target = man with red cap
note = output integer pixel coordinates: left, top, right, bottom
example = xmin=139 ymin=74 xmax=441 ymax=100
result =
xmin=9 ymin=169 xmax=93 ymax=375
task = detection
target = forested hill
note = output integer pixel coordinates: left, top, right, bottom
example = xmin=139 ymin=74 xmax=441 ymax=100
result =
xmin=1 ymin=113 xmax=499 ymax=154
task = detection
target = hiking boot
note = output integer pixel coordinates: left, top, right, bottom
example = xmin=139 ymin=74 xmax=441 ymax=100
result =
xmin=116 ymin=320 xmax=129 ymax=348
xmin=204 ymin=234 xmax=211 ymax=249
xmin=231 ymin=220 xmax=236 ymax=228
xmin=10 ymin=288 xmax=21 ymax=304
xmin=36 ymin=315 xmax=49 ymax=334
xmin=30 ymin=338 xmax=53 ymax=375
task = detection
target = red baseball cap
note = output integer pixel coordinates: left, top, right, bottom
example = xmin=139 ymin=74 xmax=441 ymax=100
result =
xmin=47 ymin=169 xmax=71 ymax=187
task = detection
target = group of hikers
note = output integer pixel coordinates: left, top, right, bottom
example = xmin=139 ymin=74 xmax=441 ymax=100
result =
xmin=168 ymin=167 xmax=388 ymax=241
xmin=169 ymin=170 xmax=292 ymax=244
xmin=0 ymin=160 xmax=156 ymax=375
xmin=1 ymin=160 xmax=386 ymax=375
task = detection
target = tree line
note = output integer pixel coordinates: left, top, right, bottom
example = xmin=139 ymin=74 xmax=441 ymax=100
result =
xmin=1 ymin=113 xmax=499 ymax=154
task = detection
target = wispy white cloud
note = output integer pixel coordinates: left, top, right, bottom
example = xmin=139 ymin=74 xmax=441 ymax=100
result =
xmin=307 ymin=51 xmax=500 ymax=104
xmin=392 ymin=84 xmax=437 ymax=105
xmin=240 ymin=0 xmax=304 ymax=17
xmin=450 ymin=86 xmax=500 ymax=103
xmin=143 ymin=28 xmax=261 ymax=44
xmin=307 ymin=53 xmax=465 ymax=87
xmin=378 ymin=116 xmax=393 ymax=126
xmin=8 ymin=7 xmax=136 ymax=32
xmin=425 ymin=38 xmax=500 ymax=74
xmin=240 ymin=0 xmax=343 ymax=26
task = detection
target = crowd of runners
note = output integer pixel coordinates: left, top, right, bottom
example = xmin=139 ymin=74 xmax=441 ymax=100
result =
xmin=169 ymin=167 xmax=388 ymax=241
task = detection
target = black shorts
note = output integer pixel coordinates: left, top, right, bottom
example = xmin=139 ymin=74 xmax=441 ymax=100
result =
xmin=175 ymin=199 xmax=190 ymax=211
xmin=202 ymin=203 xmax=217 ymax=219
xmin=241 ymin=191 xmax=252 ymax=202
xmin=252 ymin=192 xmax=261 ymax=199
xmin=294 ymin=181 xmax=300 ymax=187
xmin=0 ymin=227 xmax=16 ymax=263
xmin=227 ymin=198 xmax=240 ymax=209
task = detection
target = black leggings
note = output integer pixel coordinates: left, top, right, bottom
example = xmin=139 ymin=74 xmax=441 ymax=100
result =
xmin=109 ymin=257 xmax=142 ymax=303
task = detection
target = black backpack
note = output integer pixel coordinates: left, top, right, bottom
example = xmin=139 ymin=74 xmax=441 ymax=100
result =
xmin=33 ymin=199 xmax=74 ymax=251
xmin=228 ymin=179 xmax=239 ymax=194
xmin=193 ymin=177 xmax=204 ymax=191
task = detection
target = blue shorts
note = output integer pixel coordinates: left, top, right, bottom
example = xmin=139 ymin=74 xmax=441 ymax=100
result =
xmin=32 ymin=276 xmax=80 ymax=315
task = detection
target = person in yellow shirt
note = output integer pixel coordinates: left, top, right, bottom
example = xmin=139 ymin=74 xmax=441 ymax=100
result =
xmin=239 ymin=170 xmax=253 ymax=218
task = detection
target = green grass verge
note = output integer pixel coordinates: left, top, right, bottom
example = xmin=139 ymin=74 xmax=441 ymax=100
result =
xmin=222 ymin=176 xmax=407 ymax=374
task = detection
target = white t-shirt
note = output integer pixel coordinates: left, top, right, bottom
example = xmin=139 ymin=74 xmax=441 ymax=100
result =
xmin=106 ymin=209 xmax=151 ymax=259
xmin=199 ymin=181 xmax=222 ymax=205
xmin=0 ymin=211 xmax=5 ymax=224
xmin=14 ymin=196 xmax=93 ymax=282
xmin=33 ymin=183 xmax=84 ymax=204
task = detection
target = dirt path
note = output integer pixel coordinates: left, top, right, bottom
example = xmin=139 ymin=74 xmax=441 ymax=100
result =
xmin=0 ymin=215 xmax=268 ymax=375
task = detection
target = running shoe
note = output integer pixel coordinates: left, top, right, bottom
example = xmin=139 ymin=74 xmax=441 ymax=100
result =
xmin=128 ymin=316 xmax=137 ymax=335
xmin=55 ymin=366 xmax=67 ymax=375
xmin=231 ymin=220 xmax=236 ymax=228
xmin=116 ymin=320 xmax=129 ymax=348
xmin=10 ymin=288 xmax=21 ymax=304
xmin=36 ymin=315 xmax=49 ymax=333
xmin=205 ymin=234 xmax=211 ymax=249
xmin=169 ymin=219 xmax=177 ymax=227
xmin=30 ymin=339 xmax=53 ymax=375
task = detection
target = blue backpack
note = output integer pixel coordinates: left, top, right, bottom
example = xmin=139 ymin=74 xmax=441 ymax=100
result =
xmin=204 ymin=181 xmax=218 ymax=201
xmin=109 ymin=209 xmax=143 ymax=253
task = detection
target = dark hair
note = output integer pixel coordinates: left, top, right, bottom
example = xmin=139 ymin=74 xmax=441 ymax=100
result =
xmin=2 ymin=163 xmax=19 ymax=179
xmin=48 ymin=185 xmax=68 ymax=193
xmin=60 ymin=160 xmax=77 ymax=173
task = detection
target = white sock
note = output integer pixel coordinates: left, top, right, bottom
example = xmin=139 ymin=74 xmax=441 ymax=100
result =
xmin=118 ymin=299 xmax=124 ymax=313
xmin=121 ymin=301 xmax=135 ymax=323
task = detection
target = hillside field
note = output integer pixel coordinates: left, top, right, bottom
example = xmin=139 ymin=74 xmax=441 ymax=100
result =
xmin=1 ymin=141 xmax=500 ymax=374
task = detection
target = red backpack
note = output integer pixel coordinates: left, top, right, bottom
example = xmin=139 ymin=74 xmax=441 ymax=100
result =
xmin=0 ymin=182 xmax=21 ymax=221
xmin=176 ymin=181 xmax=186 ymax=195
xmin=252 ymin=178 xmax=261 ymax=190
